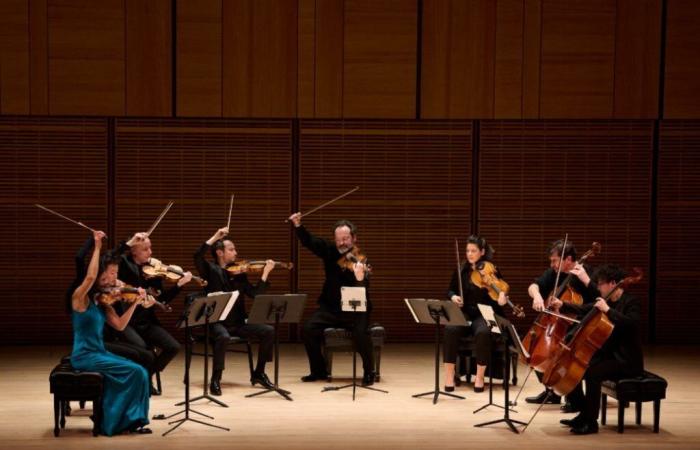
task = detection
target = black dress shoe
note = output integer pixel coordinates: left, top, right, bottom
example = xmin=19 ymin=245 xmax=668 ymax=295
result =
xmin=561 ymin=401 xmax=581 ymax=413
xmin=251 ymin=372 xmax=274 ymax=389
xmin=525 ymin=389 xmax=561 ymax=404
xmin=361 ymin=371 xmax=376 ymax=386
xmin=301 ymin=373 xmax=327 ymax=382
xmin=444 ymin=385 xmax=455 ymax=392
xmin=210 ymin=379 xmax=222 ymax=396
xmin=473 ymin=385 xmax=485 ymax=393
xmin=150 ymin=383 xmax=161 ymax=396
xmin=570 ymin=420 xmax=599 ymax=435
xmin=560 ymin=414 xmax=585 ymax=427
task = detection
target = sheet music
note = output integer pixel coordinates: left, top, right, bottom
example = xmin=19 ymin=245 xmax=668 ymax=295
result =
xmin=477 ymin=304 xmax=501 ymax=334
xmin=341 ymin=286 xmax=367 ymax=312
xmin=208 ymin=291 xmax=240 ymax=322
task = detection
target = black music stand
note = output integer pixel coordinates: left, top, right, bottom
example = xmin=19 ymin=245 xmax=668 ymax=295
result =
xmin=406 ymin=298 xmax=468 ymax=404
xmin=322 ymin=287 xmax=388 ymax=400
xmin=473 ymin=312 xmax=527 ymax=434
xmin=158 ymin=293 xmax=234 ymax=436
xmin=245 ymin=294 xmax=307 ymax=401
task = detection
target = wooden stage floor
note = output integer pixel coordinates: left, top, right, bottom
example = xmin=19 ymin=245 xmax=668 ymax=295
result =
xmin=1 ymin=344 xmax=698 ymax=449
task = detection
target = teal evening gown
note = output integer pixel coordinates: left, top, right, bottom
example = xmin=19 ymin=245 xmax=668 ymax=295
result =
xmin=71 ymin=301 xmax=149 ymax=436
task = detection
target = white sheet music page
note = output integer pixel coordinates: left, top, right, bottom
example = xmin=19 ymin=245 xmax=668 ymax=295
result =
xmin=477 ymin=304 xmax=501 ymax=334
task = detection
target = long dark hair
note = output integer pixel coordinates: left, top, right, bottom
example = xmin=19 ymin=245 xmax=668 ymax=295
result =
xmin=466 ymin=235 xmax=494 ymax=262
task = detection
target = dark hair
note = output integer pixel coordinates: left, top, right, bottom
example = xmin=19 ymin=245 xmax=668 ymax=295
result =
xmin=466 ymin=235 xmax=494 ymax=261
xmin=65 ymin=251 xmax=120 ymax=314
xmin=548 ymin=239 xmax=577 ymax=260
xmin=210 ymin=238 xmax=232 ymax=260
xmin=333 ymin=219 xmax=357 ymax=236
xmin=593 ymin=264 xmax=626 ymax=284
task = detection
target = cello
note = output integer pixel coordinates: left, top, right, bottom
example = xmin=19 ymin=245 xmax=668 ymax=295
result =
xmin=521 ymin=241 xmax=601 ymax=372
xmin=542 ymin=268 xmax=643 ymax=396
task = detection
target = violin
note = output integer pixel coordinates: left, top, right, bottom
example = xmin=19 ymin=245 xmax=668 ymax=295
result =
xmin=96 ymin=284 xmax=172 ymax=312
xmin=143 ymin=257 xmax=207 ymax=286
xmin=226 ymin=260 xmax=294 ymax=275
xmin=337 ymin=247 xmax=372 ymax=273
xmin=520 ymin=242 xmax=601 ymax=371
xmin=543 ymin=268 xmax=643 ymax=396
xmin=470 ymin=261 xmax=525 ymax=318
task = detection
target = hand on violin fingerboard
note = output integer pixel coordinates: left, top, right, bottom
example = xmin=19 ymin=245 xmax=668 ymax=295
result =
xmin=176 ymin=271 xmax=193 ymax=287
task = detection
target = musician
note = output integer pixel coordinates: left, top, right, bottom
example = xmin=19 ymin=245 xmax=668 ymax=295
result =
xmin=288 ymin=213 xmax=375 ymax=386
xmin=526 ymin=240 xmax=599 ymax=408
xmin=114 ymin=232 xmax=192 ymax=394
xmin=65 ymin=236 xmax=157 ymax=384
xmin=69 ymin=230 xmax=151 ymax=435
xmin=193 ymin=227 xmax=276 ymax=395
xmin=551 ymin=264 xmax=643 ymax=435
xmin=444 ymin=235 xmax=508 ymax=393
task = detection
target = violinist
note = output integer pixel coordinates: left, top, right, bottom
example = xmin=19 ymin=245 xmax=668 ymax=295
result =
xmin=193 ymin=227 xmax=276 ymax=395
xmin=114 ymin=232 xmax=193 ymax=394
xmin=551 ymin=264 xmax=643 ymax=435
xmin=288 ymin=213 xmax=375 ymax=386
xmin=444 ymin=235 xmax=508 ymax=393
xmin=526 ymin=240 xmax=599 ymax=408
xmin=69 ymin=230 xmax=151 ymax=435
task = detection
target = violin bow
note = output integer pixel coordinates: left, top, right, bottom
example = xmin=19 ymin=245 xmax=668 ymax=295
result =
xmin=226 ymin=194 xmax=234 ymax=230
xmin=549 ymin=233 xmax=568 ymax=305
xmin=35 ymin=204 xmax=104 ymax=237
xmin=286 ymin=186 xmax=359 ymax=222
xmin=454 ymin=238 xmax=465 ymax=304
xmin=146 ymin=201 xmax=174 ymax=237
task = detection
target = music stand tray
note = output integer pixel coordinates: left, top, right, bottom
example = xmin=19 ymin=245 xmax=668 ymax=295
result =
xmin=406 ymin=298 xmax=468 ymax=404
xmin=245 ymin=294 xmax=307 ymax=401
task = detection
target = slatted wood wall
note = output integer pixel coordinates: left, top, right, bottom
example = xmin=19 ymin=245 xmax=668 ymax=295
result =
xmin=657 ymin=121 xmax=700 ymax=343
xmin=0 ymin=117 xmax=108 ymax=344
xmin=478 ymin=121 xmax=654 ymax=338
xmin=297 ymin=120 xmax=471 ymax=340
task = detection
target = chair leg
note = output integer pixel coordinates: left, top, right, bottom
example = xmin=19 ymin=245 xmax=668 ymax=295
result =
xmin=53 ymin=397 xmax=60 ymax=437
xmin=156 ymin=371 xmax=162 ymax=394
xmin=79 ymin=400 xmax=86 ymax=409
xmin=618 ymin=400 xmax=625 ymax=433
xmin=635 ymin=401 xmax=642 ymax=425
xmin=374 ymin=347 xmax=381 ymax=382
xmin=92 ymin=397 xmax=100 ymax=437
xmin=601 ymin=394 xmax=607 ymax=425
xmin=326 ymin=349 xmax=333 ymax=381
xmin=246 ymin=342 xmax=254 ymax=379
xmin=60 ymin=400 xmax=66 ymax=429
xmin=653 ymin=399 xmax=660 ymax=433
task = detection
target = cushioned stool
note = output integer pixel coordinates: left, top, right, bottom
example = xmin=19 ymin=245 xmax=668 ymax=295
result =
xmin=323 ymin=325 xmax=385 ymax=381
xmin=49 ymin=358 xmax=103 ymax=437
xmin=601 ymin=370 xmax=668 ymax=433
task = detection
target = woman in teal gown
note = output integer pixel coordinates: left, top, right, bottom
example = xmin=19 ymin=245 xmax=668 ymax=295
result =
xmin=70 ymin=230 xmax=151 ymax=436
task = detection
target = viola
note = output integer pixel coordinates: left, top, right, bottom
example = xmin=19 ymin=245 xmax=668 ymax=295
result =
xmin=520 ymin=242 xmax=601 ymax=371
xmin=471 ymin=261 xmax=525 ymax=318
xmin=337 ymin=247 xmax=372 ymax=273
xmin=96 ymin=284 xmax=172 ymax=312
xmin=542 ymin=268 xmax=643 ymax=396
xmin=226 ymin=260 xmax=294 ymax=275
xmin=143 ymin=257 xmax=207 ymax=286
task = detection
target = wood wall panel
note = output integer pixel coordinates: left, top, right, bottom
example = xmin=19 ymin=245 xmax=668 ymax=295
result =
xmin=29 ymin=0 xmax=49 ymax=115
xmin=0 ymin=117 xmax=108 ymax=344
xmin=539 ymin=0 xmax=616 ymax=118
xmin=114 ymin=118 xmax=293 ymax=338
xmin=664 ymin=0 xmax=700 ymax=118
xmin=478 ymin=120 xmax=653 ymax=337
xmin=657 ymin=121 xmax=700 ymax=343
xmin=0 ymin=0 xmax=30 ymax=115
xmin=522 ymin=0 xmax=542 ymax=118
xmin=613 ymin=0 xmax=661 ymax=119
xmin=495 ymin=0 xmax=524 ymax=118
xmin=314 ymin=0 xmax=344 ymax=118
xmin=297 ymin=0 xmax=315 ymax=117
xmin=222 ymin=0 xmax=298 ymax=117
xmin=176 ymin=0 xmax=222 ymax=117
xmin=126 ymin=0 xmax=172 ymax=116
xmin=342 ymin=0 xmax=416 ymax=118
xmin=298 ymin=120 xmax=471 ymax=341
xmin=48 ymin=0 xmax=125 ymax=115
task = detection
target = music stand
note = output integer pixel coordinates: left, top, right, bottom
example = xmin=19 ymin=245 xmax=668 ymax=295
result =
xmin=322 ymin=287 xmax=388 ymax=400
xmin=159 ymin=293 xmax=234 ymax=436
xmin=473 ymin=311 xmax=527 ymax=434
xmin=245 ymin=294 xmax=307 ymax=401
xmin=406 ymin=298 xmax=468 ymax=404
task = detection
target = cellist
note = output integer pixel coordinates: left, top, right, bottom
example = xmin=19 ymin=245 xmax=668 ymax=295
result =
xmin=550 ymin=264 xmax=644 ymax=435
xmin=526 ymin=240 xmax=600 ymax=409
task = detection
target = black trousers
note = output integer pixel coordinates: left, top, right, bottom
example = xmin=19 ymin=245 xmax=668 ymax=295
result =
xmin=302 ymin=309 xmax=374 ymax=376
xmin=119 ymin=323 xmax=181 ymax=373
xmin=210 ymin=322 xmax=274 ymax=372
xmin=104 ymin=340 xmax=156 ymax=375
xmin=566 ymin=356 xmax=639 ymax=422
xmin=443 ymin=317 xmax=492 ymax=366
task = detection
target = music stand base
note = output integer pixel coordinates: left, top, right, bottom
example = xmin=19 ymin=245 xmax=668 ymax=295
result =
xmin=162 ymin=416 xmax=230 ymax=437
xmin=323 ymin=382 xmax=389 ymax=401
xmin=474 ymin=417 xmax=527 ymax=434
xmin=412 ymin=390 xmax=465 ymax=404
xmin=246 ymin=386 xmax=293 ymax=401
xmin=175 ymin=394 xmax=228 ymax=408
